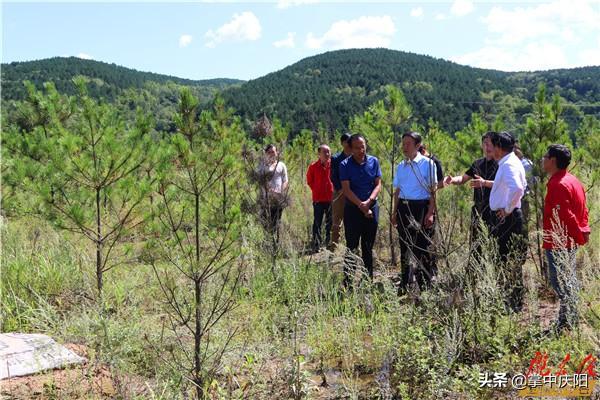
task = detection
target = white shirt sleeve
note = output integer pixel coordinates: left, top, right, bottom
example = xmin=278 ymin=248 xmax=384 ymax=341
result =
xmin=489 ymin=166 xmax=501 ymax=211
xmin=504 ymin=163 xmax=525 ymax=213
xmin=281 ymin=163 xmax=288 ymax=184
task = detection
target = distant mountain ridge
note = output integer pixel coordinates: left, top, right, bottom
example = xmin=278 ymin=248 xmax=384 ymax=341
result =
xmin=1 ymin=57 xmax=243 ymax=102
xmin=219 ymin=48 xmax=600 ymax=133
xmin=2 ymin=51 xmax=599 ymax=134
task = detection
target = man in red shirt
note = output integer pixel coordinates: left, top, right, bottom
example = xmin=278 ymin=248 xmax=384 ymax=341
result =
xmin=542 ymin=144 xmax=591 ymax=332
xmin=307 ymin=144 xmax=334 ymax=252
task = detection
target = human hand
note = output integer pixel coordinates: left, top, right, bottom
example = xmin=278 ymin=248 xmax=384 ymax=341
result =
xmin=583 ymin=232 xmax=590 ymax=244
xmin=470 ymin=175 xmax=485 ymax=189
xmin=424 ymin=212 xmax=434 ymax=228
xmin=358 ymin=200 xmax=370 ymax=214
xmin=496 ymin=209 xmax=510 ymax=220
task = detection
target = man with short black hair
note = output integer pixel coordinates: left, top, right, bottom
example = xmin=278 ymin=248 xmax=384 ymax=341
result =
xmin=307 ymin=144 xmax=334 ymax=252
xmin=489 ymin=131 xmax=527 ymax=312
xmin=339 ymin=134 xmax=382 ymax=287
xmin=392 ymin=131 xmax=439 ymax=291
xmin=542 ymin=144 xmax=590 ymax=332
xmin=330 ymin=133 xmax=352 ymax=248
xmin=444 ymin=132 xmax=498 ymax=257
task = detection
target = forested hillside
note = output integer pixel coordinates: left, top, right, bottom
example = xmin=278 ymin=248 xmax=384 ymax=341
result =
xmin=3 ymin=50 xmax=600 ymax=135
xmin=1 ymin=57 xmax=243 ymax=132
xmin=221 ymin=48 xmax=600 ymax=134
xmin=1 ymin=57 xmax=242 ymax=101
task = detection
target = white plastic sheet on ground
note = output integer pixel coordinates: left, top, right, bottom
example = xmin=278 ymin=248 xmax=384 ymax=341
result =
xmin=0 ymin=333 xmax=86 ymax=379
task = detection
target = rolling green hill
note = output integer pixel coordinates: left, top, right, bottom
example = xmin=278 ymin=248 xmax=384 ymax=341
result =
xmin=1 ymin=57 xmax=244 ymax=132
xmin=1 ymin=57 xmax=243 ymax=103
xmin=2 ymin=50 xmax=599 ymax=135
xmin=220 ymin=48 xmax=600 ymax=134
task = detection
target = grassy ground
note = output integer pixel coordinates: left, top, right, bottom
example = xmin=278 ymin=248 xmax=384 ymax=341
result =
xmin=1 ymin=208 xmax=599 ymax=399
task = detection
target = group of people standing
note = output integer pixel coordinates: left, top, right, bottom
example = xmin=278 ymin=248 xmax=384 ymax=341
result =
xmin=259 ymin=129 xmax=591 ymax=332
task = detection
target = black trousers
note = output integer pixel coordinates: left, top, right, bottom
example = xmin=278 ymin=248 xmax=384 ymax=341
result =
xmin=312 ymin=202 xmax=332 ymax=249
xmin=396 ymin=199 xmax=437 ymax=291
xmin=262 ymin=206 xmax=283 ymax=245
xmin=343 ymin=202 xmax=379 ymax=286
xmin=470 ymin=206 xmax=494 ymax=260
xmin=490 ymin=208 xmax=527 ymax=312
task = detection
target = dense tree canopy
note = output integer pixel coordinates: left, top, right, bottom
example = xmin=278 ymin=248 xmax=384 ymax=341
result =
xmin=3 ymin=51 xmax=600 ymax=137
xmin=220 ymin=49 xmax=600 ymax=135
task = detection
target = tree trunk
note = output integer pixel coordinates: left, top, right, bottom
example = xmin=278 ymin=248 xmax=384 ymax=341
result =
xmin=195 ymin=193 xmax=200 ymax=263
xmin=222 ymin=180 xmax=227 ymax=218
xmin=194 ymin=277 xmax=203 ymax=400
xmin=194 ymin=191 xmax=204 ymax=399
xmin=389 ymin=143 xmax=397 ymax=266
xmin=389 ymin=182 xmax=397 ymax=266
xmin=96 ymin=187 xmax=103 ymax=297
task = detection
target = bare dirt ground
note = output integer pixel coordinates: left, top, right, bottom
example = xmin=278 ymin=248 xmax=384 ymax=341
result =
xmin=0 ymin=344 xmax=149 ymax=399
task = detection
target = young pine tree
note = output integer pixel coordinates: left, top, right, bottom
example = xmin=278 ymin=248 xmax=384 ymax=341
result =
xmin=6 ymin=78 xmax=158 ymax=298
xmin=149 ymin=89 xmax=245 ymax=399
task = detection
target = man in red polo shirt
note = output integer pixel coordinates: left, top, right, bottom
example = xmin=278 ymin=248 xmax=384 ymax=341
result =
xmin=542 ymin=144 xmax=590 ymax=332
xmin=307 ymin=144 xmax=334 ymax=252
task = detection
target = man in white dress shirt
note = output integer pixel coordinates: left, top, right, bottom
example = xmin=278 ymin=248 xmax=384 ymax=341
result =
xmin=489 ymin=131 xmax=527 ymax=313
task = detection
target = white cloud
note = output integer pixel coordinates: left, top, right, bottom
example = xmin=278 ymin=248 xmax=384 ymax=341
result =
xmin=410 ymin=7 xmax=424 ymax=18
xmin=580 ymin=48 xmax=600 ymax=65
xmin=453 ymin=0 xmax=600 ymax=71
xmin=179 ymin=34 xmax=193 ymax=48
xmin=452 ymin=42 xmax=571 ymax=71
xmin=205 ymin=11 xmax=261 ymax=48
xmin=277 ymin=0 xmax=318 ymax=9
xmin=435 ymin=13 xmax=447 ymax=21
xmin=305 ymin=16 xmax=395 ymax=50
xmin=77 ymin=53 xmax=93 ymax=60
xmin=450 ymin=0 xmax=474 ymax=17
xmin=483 ymin=0 xmax=600 ymax=45
xmin=273 ymin=32 xmax=296 ymax=48
xmin=579 ymin=37 xmax=600 ymax=66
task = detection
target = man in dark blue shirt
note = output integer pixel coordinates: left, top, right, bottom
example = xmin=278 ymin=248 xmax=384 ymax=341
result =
xmin=330 ymin=133 xmax=352 ymax=248
xmin=339 ymin=134 xmax=382 ymax=288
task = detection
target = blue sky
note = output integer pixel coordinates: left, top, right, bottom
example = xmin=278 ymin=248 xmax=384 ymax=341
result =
xmin=2 ymin=1 xmax=600 ymax=81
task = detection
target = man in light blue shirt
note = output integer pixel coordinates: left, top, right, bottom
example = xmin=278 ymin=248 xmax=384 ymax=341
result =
xmin=392 ymin=151 xmax=438 ymax=200
xmin=391 ymin=131 xmax=438 ymax=292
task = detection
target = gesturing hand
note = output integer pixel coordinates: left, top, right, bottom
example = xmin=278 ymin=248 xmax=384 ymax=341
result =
xmin=470 ymin=174 xmax=486 ymax=189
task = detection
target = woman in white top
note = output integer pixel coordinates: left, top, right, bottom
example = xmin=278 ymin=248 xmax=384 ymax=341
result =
xmin=258 ymin=144 xmax=288 ymax=243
